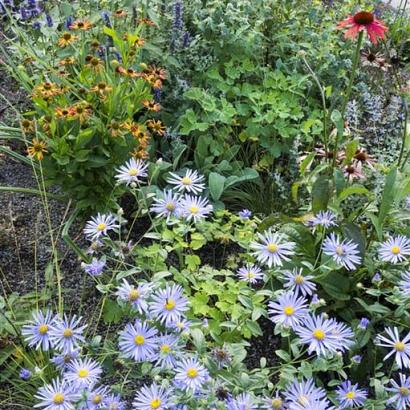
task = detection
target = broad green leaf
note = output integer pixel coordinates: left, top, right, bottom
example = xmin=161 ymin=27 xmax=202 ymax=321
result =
xmin=208 ymin=172 xmax=226 ymax=201
xmin=312 ymin=175 xmax=330 ymax=212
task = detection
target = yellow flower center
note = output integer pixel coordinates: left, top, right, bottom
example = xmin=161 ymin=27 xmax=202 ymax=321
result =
xmin=165 ymin=202 xmax=175 ymax=211
xmin=313 ymin=329 xmax=326 ymax=341
xmin=395 ymin=341 xmax=406 ymax=352
xmin=391 ymin=245 xmax=401 ymax=255
xmin=189 ymin=206 xmax=199 ymax=214
xmin=246 ymin=272 xmax=255 ymax=279
xmin=161 ymin=344 xmax=171 ymax=353
xmin=164 ymin=299 xmax=175 ymax=310
xmin=283 ymin=306 xmax=295 ymax=316
xmin=38 ymin=324 xmax=49 ymax=334
xmin=78 ymin=368 xmax=89 ymax=378
xmin=134 ymin=335 xmax=145 ymax=345
xmin=92 ymin=394 xmax=102 ymax=404
xmin=128 ymin=168 xmax=139 ymax=176
xmin=181 ymin=176 xmax=192 ymax=185
xmin=271 ymin=398 xmax=283 ymax=409
xmin=150 ymin=398 xmax=162 ymax=409
xmin=346 ymin=391 xmax=356 ymax=399
xmin=63 ymin=328 xmax=73 ymax=338
xmin=298 ymin=395 xmax=309 ymax=406
xmin=400 ymin=387 xmax=410 ymax=396
xmin=335 ymin=245 xmax=344 ymax=256
xmin=187 ymin=368 xmax=198 ymax=378
xmin=295 ymin=275 xmax=305 ymax=285
xmin=267 ymin=243 xmax=278 ymax=253
xmin=53 ymin=393 xmax=65 ymax=404
xmin=128 ymin=288 xmax=140 ymax=301
xmin=96 ymin=223 xmax=106 ymax=231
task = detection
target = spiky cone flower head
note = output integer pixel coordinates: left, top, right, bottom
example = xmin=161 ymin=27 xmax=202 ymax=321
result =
xmin=337 ymin=11 xmax=388 ymax=45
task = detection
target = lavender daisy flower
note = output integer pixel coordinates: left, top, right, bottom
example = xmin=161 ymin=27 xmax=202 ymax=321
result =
xmin=309 ymin=211 xmax=337 ymax=229
xmin=64 ymin=357 xmax=102 ymax=388
xmin=227 ymin=393 xmax=257 ymax=410
xmin=116 ymin=279 xmax=150 ymax=314
xmin=172 ymin=319 xmax=191 ymax=333
xmin=351 ymin=355 xmax=362 ymax=364
xmin=155 ymin=333 xmax=181 ymax=369
xmin=379 ymin=236 xmax=410 ymax=264
xmin=295 ymin=314 xmax=353 ymax=356
xmin=20 ymin=368 xmax=32 ymax=380
xmin=167 ymin=169 xmax=205 ymax=194
xmin=285 ymin=378 xmax=327 ymax=407
xmin=399 ymin=271 xmax=410 ymax=296
xmin=236 ymin=264 xmax=264 ymax=284
xmin=283 ymin=268 xmax=316 ymax=297
xmin=118 ymin=321 xmax=158 ymax=362
xmin=174 ymin=357 xmax=209 ymax=392
xmin=150 ymin=190 xmax=181 ymax=222
xmin=82 ymin=258 xmax=106 ymax=276
xmin=22 ymin=310 xmax=54 ymax=351
xmin=376 ymin=327 xmax=410 ymax=369
xmin=86 ymin=385 xmax=110 ymax=409
xmin=322 ymin=233 xmax=361 ymax=270
xmin=336 ymin=380 xmax=367 ymax=408
xmin=115 ymin=158 xmax=148 ymax=186
xmin=49 ymin=315 xmax=86 ymax=353
xmin=238 ymin=209 xmax=252 ymax=219
xmin=103 ymin=394 xmax=126 ymax=410
xmin=263 ymin=393 xmax=284 ymax=409
xmin=288 ymin=400 xmax=334 ymax=410
xmin=211 ymin=346 xmax=231 ymax=368
xmin=268 ymin=292 xmax=309 ymax=329
xmin=180 ymin=194 xmax=213 ymax=223
xmin=150 ymin=284 xmax=189 ymax=326
xmin=34 ymin=378 xmax=80 ymax=410
xmin=250 ymin=230 xmax=296 ymax=268
xmin=133 ymin=383 xmax=173 ymax=409
xmin=51 ymin=348 xmax=80 ymax=371
xmin=386 ymin=373 xmax=410 ymax=410
xmin=84 ymin=213 xmax=119 ymax=241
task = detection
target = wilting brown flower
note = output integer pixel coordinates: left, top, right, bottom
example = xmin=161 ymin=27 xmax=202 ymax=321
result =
xmin=91 ymin=82 xmax=113 ymax=97
xmin=343 ymin=163 xmax=366 ymax=181
xmin=59 ymin=57 xmax=76 ymax=66
xmin=55 ymin=107 xmax=75 ymax=119
xmin=361 ymin=50 xmax=390 ymax=71
xmin=71 ymin=102 xmax=93 ymax=123
xmin=133 ymin=37 xmax=145 ymax=48
xmin=108 ymin=120 xmax=123 ymax=137
xmin=58 ymin=32 xmax=79 ymax=47
xmin=33 ymin=82 xmax=64 ymax=99
xmin=70 ymin=20 xmax=93 ymax=31
xmin=20 ymin=119 xmax=35 ymax=134
xmin=86 ymin=57 xmax=104 ymax=72
xmin=146 ymin=119 xmax=166 ymax=136
xmin=131 ymin=146 xmax=149 ymax=159
xmin=142 ymin=100 xmax=160 ymax=112
xmin=27 ymin=138 xmax=48 ymax=161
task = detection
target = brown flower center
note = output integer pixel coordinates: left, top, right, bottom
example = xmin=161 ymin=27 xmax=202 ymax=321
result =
xmin=353 ymin=11 xmax=374 ymax=25
xmin=355 ymin=151 xmax=367 ymax=161
xmin=367 ymin=53 xmax=376 ymax=62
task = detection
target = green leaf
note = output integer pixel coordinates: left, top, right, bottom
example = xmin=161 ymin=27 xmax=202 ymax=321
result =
xmin=103 ymin=299 xmax=124 ymax=324
xmin=312 ymin=175 xmax=330 ymax=212
xmin=208 ymin=172 xmax=226 ymax=201
xmin=342 ymin=222 xmax=366 ymax=259
xmin=185 ymin=254 xmax=201 ymax=271
xmin=378 ymin=167 xmax=397 ymax=226
xmin=338 ymin=185 xmax=369 ymax=201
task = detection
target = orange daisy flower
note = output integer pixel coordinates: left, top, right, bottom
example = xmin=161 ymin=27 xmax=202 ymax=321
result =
xmin=55 ymin=107 xmax=75 ymax=119
xmin=114 ymin=9 xmax=127 ymax=18
xmin=142 ymin=100 xmax=160 ymax=112
xmin=70 ymin=20 xmax=93 ymax=31
xmin=27 ymin=138 xmax=48 ymax=161
xmin=86 ymin=57 xmax=104 ymax=72
xmin=146 ymin=119 xmax=166 ymax=136
xmin=33 ymin=82 xmax=63 ymax=98
xmin=91 ymin=82 xmax=113 ymax=97
xmin=337 ymin=11 xmax=388 ymax=45
xmin=20 ymin=119 xmax=35 ymax=134
xmin=71 ymin=102 xmax=93 ymax=123
xmin=59 ymin=57 xmax=76 ymax=66
xmin=108 ymin=120 xmax=124 ymax=137
xmin=58 ymin=32 xmax=79 ymax=47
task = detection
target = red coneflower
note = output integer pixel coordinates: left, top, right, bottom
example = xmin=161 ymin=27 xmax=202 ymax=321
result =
xmin=337 ymin=11 xmax=388 ymax=45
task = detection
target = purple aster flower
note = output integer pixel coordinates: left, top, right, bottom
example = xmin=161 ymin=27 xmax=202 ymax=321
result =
xmin=115 ymin=158 xmax=148 ymax=186
xmin=150 ymin=190 xmax=181 ymax=223
xmin=22 ymin=310 xmax=54 ymax=351
xmin=32 ymin=20 xmax=41 ymax=29
xmin=65 ymin=16 xmax=73 ymax=30
xmin=133 ymin=383 xmax=173 ymax=409
xmin=288 ymin=400 xmax=334 ymax=410
xmin=179 ymin=194 xmax=213 ymax=223
xmin=376 ymin=327 xmax=410 ymax=369
xmin=322 ymin=233 xmax=361 ymax=270
xmin=83 ymin=213 xmax=119 ymax=241
xmin=263 ymin=392 xmax=285 ymax=409
xmin=283 ymin=268 xmax=316 ymax=297
xmin=250 ymin=230 xmax=296 ymax=268
xmin=103 ymin=394 xmax=126 ymax=410
xmin=155 ymin=333 xmax=181 ymax=369
xmin=351 ymin=355 xmax=362 ymax=364
xmin=285 ymin=378 xmax=327 ymax=407
xmin=211 ymin=346 xmax=231 ymax=368
xmin=82 ymin=258 xmax=106 ymax=276
xmin=150 ymin=284 xmax=189 ymax=326
xmin=386 ymin=373 xmax=410 ymax=410
xmin=295 ymin=314 xmax=353 ymax=356
xmin=172 ymin=319 xmax=191 ymax=333
xmin=167 ymin=169 xmax=205 ymax=194
xmin=238 ymin=209 xmax=252 ymax=219
xmin=115 ymin=279 xmax=151 ymax=314
xmin=358 ymin=318 xmax=370 ymax=329
xmin=335 ymin=380 xmax=367 ymax=408
xmin=372 ymin=272 xmax=382 ymax=283
xmin=19 ymin=368 xmax=32 ymax=380
xmin=399 ymin=271 xmax=410 ymax=296
xmin=174 ymin=357 xmax=209 ymax=392
xmin=379 ymin=236 xmax=410 ymax=264
xmin=118 ymin=321 xmax=158 ymax=362
xmin=64 ymin=357 xmax=102 ymax=388
xmin=49 ymin=315 xmax=86 ymax=353
xmin=34 ymin=378 xmax=80 ymax=410
xmin=50 ymin=348 xmax=80 ymax=371
xmin=309 ymin=211 xmax=337 ymax=229
xmin=268 ymin=292 xmax=309 ymax=329
xmin=227 ymin=392 xmax=257 ymax=410
xmin=45 ymin=13 xmax=52 ymax=27
xmin=236 ymin=264 xmax=264 ymax=284
xmin=86 ymin=385 xmax=110 ymax=409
